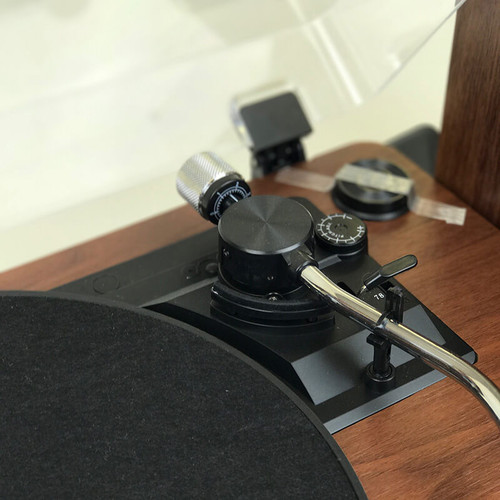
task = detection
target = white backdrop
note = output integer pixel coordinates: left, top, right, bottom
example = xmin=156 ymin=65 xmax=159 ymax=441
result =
xmin=0 ymin=0 xmax=463 ymax=271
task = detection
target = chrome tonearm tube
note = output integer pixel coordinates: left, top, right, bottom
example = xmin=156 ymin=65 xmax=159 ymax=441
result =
xmin=300 ymin=265 xmax=500 ymax=428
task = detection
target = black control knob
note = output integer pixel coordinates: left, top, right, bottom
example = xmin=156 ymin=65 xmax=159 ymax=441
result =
xmin=218 ymin=196 xmax=315 ymax=294
xmin=176 ymin=152 xmax=251 ymax=224
xmin=314 ymin=213 xmax=367 ymax=255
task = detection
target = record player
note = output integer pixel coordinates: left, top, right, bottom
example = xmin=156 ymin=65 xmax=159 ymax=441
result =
xmin=1 ymin=1 xmax=499 ymax=496
xmin=1 ymin=142 xmax=499 ymax=498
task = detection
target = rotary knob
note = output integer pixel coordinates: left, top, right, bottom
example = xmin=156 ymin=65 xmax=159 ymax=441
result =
xmin=218 ymin=196 xmax=315 ymax=294
xmin=315 ymin=213 xmax=367 ymax=255
xmin=176 ymin=152 xmax=251 ymax=224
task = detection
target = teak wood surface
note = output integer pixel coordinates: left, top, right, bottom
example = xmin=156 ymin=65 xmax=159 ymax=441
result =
xmin=1 ymin=144 xmax=499 ymax=499
xmin=436 ymin=0 xmax=500 ymax=228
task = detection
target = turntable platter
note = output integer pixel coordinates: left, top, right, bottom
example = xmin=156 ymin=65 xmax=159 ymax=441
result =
xmin=0 ymin=293 xmax=365 ymax=498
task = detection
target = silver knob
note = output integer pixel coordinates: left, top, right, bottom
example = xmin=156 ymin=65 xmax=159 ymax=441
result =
xmin=176 ymin=152 xmax=251 ymax=224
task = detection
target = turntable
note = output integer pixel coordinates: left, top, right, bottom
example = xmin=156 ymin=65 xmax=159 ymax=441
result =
xmin=1 ymin=141 xmax=499 ymax=498
xmin=1 ymin=1 xmax=500 ymax=495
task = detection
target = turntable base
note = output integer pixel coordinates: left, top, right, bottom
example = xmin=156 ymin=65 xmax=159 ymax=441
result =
xmin=1 ymin=143 xmax=499 ymax=498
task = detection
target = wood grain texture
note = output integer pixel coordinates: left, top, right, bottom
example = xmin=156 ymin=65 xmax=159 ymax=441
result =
xmin=1 ymin=143 xmax=499 ymax=498
xmin=435 ymin=0 xmax=500 ymax=228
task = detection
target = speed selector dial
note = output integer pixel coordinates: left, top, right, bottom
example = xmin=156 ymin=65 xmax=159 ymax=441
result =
xmin=176 ymin=152 xmax=251 ymax=224
xmin=315 ymin=213 xmax=367 ymax=255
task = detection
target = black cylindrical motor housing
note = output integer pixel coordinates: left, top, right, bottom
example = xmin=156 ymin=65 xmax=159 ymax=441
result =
xmin=217 ymin=196 xmax=315 ymax=295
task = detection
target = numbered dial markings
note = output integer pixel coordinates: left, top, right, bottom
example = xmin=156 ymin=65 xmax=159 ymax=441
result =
xmin=210 ymin=182 xmax=251 ymax=221
xmin=315 ymin=213 xmax=367 ymax=254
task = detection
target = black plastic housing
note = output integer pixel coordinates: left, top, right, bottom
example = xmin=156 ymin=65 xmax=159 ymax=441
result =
xmin=55 ymin=197 xmax=476 ymax=433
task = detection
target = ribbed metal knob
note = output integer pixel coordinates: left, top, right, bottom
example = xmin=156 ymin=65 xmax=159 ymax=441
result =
xmin=176 ymin=152 xmax=251 ymax=224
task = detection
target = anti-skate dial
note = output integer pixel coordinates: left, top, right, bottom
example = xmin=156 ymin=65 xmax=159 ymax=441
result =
xmin=315 ymin=213 xmax=367 ymax=255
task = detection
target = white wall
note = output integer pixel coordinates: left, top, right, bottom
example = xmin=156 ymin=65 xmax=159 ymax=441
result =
xmin=0 ymin=2 xmax=457 ymax=272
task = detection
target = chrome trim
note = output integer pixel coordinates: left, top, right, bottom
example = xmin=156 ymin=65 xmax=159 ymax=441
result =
xmin=176 ymin=152 xmax=240 ymax=215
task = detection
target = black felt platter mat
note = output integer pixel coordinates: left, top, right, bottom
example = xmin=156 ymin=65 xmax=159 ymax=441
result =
xmin=0 ymin=292 xmax=366 ymax=499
